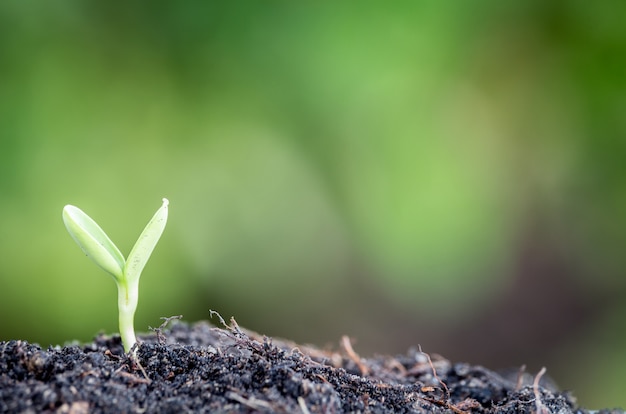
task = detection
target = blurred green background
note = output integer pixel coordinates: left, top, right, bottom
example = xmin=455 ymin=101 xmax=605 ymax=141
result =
xmin=1 ymin=1 xmax=625 ymax=408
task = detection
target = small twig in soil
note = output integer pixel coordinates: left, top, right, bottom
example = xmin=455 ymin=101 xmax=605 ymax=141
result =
xmin=385 ymin=357 xmax=408 ymax=376
xmin=341 ymin=335 xmax=369 ymax=376
xmin=228 ymin=316 xmax=244 ymax=335
xmin=226 ymin=391 xmax=274 ymax=411
xmin=418 ymin=345 xmax=473 ymax=414
xmin=533 ymin=367 xmax=550 ymax=414
xmin=116 ymin=346 xmax=151 ymax=383
xmin=209 ymin=309 xmax=228 ymax=328
xmin=420 ymin=394 xmax=472 ymax=414
xmin=132 ymin=355 xmax=150 ymax=382
xmin=104 ymin=349 xmax=121 ymax=361
xmin=115 ymin=370 xmax=152 ymax=385
xmin=419 ymin=345 xmax=449 ymax=400
xmin=515 ymin=364 xmax=527 ymax=391
xmin=149 ymin=315 xmax=183 ymax=344
xmin=128 ymin=342 xmax=149 ymax=380
xmin=297 ymin=397 xmax=312 ymax=414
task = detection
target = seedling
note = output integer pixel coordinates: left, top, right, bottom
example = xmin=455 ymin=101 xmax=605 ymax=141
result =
xmin=62 ymin=198 xmax=169 ymax=353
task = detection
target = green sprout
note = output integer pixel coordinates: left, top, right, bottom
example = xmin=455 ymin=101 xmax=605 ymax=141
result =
xmin=62 ymin=198 xmax=169 ymax=353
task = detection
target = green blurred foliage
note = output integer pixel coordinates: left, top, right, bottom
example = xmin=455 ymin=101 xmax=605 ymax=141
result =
xmin=1 ymin=1 xmax=625 ymax=408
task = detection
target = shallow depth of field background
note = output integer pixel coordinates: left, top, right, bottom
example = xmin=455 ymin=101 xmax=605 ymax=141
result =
xmin=1 ymin=2 xmax=625 ymax=408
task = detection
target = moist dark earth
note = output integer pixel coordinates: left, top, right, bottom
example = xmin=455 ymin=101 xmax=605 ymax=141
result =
xmin=1 ymin=316 xmax=623 ymax=414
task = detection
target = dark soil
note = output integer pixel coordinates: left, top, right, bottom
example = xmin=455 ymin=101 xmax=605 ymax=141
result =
xmin=0 ymin=316 xmax=622 ymax=414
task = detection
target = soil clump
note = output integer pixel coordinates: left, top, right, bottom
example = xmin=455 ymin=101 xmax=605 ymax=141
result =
xmin=0 ymin=317 xmax=622 ymax=413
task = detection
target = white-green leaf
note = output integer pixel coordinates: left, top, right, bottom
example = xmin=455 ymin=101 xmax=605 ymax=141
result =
xmin=124 ymin=198 xmax=169 ymax=283
xmin=63 ymin=205 xmax=125 ymax=280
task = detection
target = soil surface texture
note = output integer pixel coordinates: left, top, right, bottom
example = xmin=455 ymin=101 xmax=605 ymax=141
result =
xmin=0 ymin=316 xmax=623 ymax=414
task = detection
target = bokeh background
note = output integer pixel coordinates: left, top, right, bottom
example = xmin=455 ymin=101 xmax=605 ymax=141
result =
xmin=1 ymin=1 xmax=625 ymax=408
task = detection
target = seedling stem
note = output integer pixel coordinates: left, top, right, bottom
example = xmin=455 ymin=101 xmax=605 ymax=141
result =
xmin=63 ymin=198 xmax=169 ymax=353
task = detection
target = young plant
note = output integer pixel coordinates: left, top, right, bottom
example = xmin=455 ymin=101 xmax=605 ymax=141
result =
xmin=62 ymin=198 xmax=169 ymax=353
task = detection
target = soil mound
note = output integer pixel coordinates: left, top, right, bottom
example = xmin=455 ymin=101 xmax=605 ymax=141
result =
xmin=1 ymin=318 xmax=622 ymax=413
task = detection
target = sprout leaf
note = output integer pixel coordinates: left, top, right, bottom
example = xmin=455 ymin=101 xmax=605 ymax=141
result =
xmin=125 ymin=198 xmax=169 ymax=283
xmin=62 ymin=205 xmax=125 ymax=280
